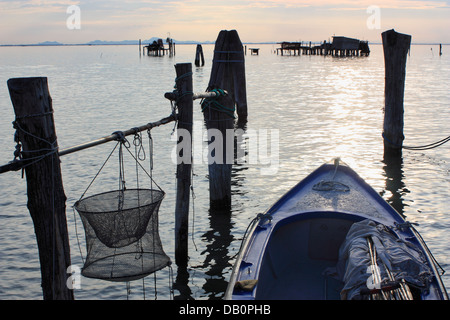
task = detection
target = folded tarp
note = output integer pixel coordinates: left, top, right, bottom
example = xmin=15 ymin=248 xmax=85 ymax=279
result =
xmin=333 ymin=219 xmax=433 ymax=300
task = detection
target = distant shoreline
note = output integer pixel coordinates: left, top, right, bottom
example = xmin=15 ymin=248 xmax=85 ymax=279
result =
xmin=0 ymin=42 xmax=447 ymax=47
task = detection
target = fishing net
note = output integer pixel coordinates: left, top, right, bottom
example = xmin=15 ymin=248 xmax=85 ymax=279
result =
xmin=75 ymin=188 xmax=171 ymax=282
xmin=74 ymin=131 xmax=171 ymax=282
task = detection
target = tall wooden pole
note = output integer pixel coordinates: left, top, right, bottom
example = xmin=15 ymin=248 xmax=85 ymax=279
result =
xmin=7 ymin=77 xmax=74 ymax=300
xmin=204 ymin=30 xmax=246 ymax=210
xmin=382 ymin=29 xmax=411 ymax=156
xmin=174 ymin=63 xmax=193 ymax=266
xmin=209 ymin=30 xmax=247 ymax=120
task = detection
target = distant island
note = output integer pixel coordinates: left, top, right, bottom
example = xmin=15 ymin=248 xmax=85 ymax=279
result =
xmin=0 ymin=37 xmax=218 ymax=47
xmin=1 ymin=37 xmax=445 ymax=47
xmin=1 ymin=37 xmax=284 ymax=47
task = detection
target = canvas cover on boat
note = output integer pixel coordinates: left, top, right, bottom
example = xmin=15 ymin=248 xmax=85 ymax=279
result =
xmin=332 ymin=219 xmax=434 ymax=300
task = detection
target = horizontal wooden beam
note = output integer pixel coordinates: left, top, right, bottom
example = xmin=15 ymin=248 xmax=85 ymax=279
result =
xmin=1 ymin=114 xmax=176 ymax=174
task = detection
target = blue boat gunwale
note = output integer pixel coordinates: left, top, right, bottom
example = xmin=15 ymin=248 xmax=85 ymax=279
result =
xmin=226 ymin=161 xmax=449 ymax=300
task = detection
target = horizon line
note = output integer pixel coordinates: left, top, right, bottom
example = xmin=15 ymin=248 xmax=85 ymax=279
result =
xmin=1 ymin=36 xmax=448 ymax=47
xmin=1 ymin=42 xmax=448 ymax=47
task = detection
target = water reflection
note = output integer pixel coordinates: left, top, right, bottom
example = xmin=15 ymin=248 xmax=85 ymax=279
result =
xmin=173 ymin=206 xmax=234 ymax=300
xmin=173 ymin=119 xmax=248 ymax=300
xmin=382 ymin=152 xmax=408 ymax=217
xmin=198 ymin=207 xmax=234 ymax=299
xmin=173 ymin=266 xmax=194 ymax=300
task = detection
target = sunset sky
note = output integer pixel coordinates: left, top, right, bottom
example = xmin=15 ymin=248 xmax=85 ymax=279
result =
xmin=1 ymin=0 xmax=449 ymax=45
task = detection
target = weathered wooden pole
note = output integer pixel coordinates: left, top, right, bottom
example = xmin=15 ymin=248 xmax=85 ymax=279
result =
xmin=203 ymin=30 xmax=246 ymax=210
xmin=7 ymin=77 xmax=74 ymax=300
xmin=173 ymin=63 xmax=193 ymax=266
xmin=195 ymin=44 xmax=205 ymax=67
xmin=210 ymin=30 xmax=247 ymax=120
xmin=382 ymin=29 xmax=411 ymax=156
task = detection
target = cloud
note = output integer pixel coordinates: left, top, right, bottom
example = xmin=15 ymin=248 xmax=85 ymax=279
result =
xmin=243 ymin=0 xmax=449 ymax=9
xmin=0 ymin=0 xmax=449 ymax=44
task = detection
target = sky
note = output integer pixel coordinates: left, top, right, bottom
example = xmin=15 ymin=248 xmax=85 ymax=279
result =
xmin=0 ymin=0 xmax=449 ymax=45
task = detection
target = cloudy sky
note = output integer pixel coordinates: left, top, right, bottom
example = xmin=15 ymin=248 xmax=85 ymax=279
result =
xmin=1 ymin=0 xmax=449 ymax=44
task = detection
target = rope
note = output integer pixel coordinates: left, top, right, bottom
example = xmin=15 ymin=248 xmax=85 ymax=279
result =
xmin=403 ymin=135 xmax=450 ymax=150
xmin=382 ymin=132 xmax=450 ymax=151
xmin=174 ymin=71 xmax=193 ymax=84
xmin=147 ymin=129 xmax=158 ymax=300
xmin=12 ymin=120 xmax=58 ymax=164
xmin=231 ymin=212 xmax=272 ymax=260
xmin=200 ymin=88 xmax=236 ymax=118
xmin=191 ymin=167 xmax=198 ymax=252
xmin=169 ymin=71 xmax=194 ymax=134
xmin=213 ymin=60 xmax=245 ymax=63
xmin=14 ymin=110 xmax=54 ymax=120
xmin=12 ymin=119 xmax=60 ymax=298
xmin=213 ymin=50 xmax=244 ymax=63
xmin=72 ymin=206 xmax=85 ymax=265
xmin=398 ymin=222 xmax=447 ymax=276
xmin=214 ymin=50 xmax=243 ymax=54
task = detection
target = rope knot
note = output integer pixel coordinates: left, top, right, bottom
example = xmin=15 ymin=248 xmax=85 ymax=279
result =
xmin=112 ymin=131 xmax=126 ymax=142
xmin=200 ymin=88 xmax=235 ymax=118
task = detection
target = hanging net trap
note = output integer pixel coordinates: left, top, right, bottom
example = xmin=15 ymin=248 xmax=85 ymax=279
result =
xmin=73 ymin=130 xmax=171 ymax=282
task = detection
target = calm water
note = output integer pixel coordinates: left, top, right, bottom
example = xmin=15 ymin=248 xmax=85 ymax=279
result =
xmin=0 ymin=43 xmax=449 ymax=300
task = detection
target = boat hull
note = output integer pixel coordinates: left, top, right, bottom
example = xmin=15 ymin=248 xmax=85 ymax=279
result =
xmin=225 ymin=160 xmax=448 ymax=300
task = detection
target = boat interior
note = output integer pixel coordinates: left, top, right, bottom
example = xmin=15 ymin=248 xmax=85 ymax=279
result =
xmin=255 ymin=213 xmax=359 ymax=300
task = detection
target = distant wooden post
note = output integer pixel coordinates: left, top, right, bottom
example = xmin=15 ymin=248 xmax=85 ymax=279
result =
xmin=382 ymin=29 xmax=411 ymax=155
xmin=7 ymin=77 xmax=74 ymax=300
xmin=195 ymin=44 xmax=205 ymax=67
xmin=174 ymin=63 xmax=193 ymax=266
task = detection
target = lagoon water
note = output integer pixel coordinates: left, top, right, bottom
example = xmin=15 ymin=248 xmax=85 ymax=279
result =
xmin=0 ymin=43 xmax=449 ymax=299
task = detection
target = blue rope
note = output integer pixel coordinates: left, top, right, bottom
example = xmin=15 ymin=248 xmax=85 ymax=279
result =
xmin=173 ymin=72 xmax=194 ymax=102
xmin=174 ymin=72 xmax=193 ymax=84
xmin=200 ymin=89 xmax=235 ymax=118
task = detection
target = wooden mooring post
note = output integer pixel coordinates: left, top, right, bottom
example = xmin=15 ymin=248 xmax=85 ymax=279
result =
xmin=173 ymin=63 xmax=193 ymax=266
xmin=195 ymin=44 xmax=205 ymax=67
xmin=203 ymin=30 xmax=247 ymax=210
xmin=210 ymin=30 xmax=247 ymax=120
xmin=7 ymin=77 xmax=74 ymax=300
xmin=382 ymin=29 xmax=411 ymax=156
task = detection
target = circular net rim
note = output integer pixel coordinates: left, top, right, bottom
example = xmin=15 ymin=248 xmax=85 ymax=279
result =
xmin=74 ymin=188 xmax=165 ymax=215
xmin=81 ymin=252 xmax=172 ymax=282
